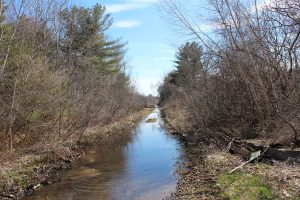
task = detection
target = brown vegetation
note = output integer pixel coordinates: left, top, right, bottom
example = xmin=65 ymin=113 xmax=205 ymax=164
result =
xmin=159 ymin=0 xmax=300 ymax=148
xmin=0 ymin=0 xmax=150 ymax=198
xmin=0 ymin=0 xmax=147 ymax=154
xmin=0 ymin=108 xmax=152 ymax=199
xmin=168 ymin=144 xmax=300 ymax=199
xmin=160 ymin=1 xmax=300 ymax=199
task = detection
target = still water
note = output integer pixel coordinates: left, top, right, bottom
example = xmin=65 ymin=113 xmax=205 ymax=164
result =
xmin=27 ymin=109 xmax=181 ymax=200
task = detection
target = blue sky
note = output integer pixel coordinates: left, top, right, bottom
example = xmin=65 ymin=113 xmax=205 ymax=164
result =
xmin=104 ymin=0 xmax=176 ymax=96
xmin=73 ymin=0 xmax=267 ymax=95
xmin=73 ymin=0 xmax=187 ymax=95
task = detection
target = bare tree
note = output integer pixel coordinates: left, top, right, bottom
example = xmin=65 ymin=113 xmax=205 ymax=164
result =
xmin=159 ymin=0 xmax=300 ymax=145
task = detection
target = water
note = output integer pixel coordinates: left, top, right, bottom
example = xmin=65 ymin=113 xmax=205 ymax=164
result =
xmin=26 ymin=109 xmax=181 ymax=200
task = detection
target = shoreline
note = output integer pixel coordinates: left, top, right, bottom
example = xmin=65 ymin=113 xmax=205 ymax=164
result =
xmin=0 ymin=108 xmax=153 ymax=200
xmin=161 ymin=106 xmax=300 ymax=200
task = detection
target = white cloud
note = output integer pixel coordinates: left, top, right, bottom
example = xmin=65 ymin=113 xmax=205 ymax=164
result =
xmin=113 ymin=20 xmax=141 ymax=28
xmin=106 ymin=3 xmax=145 ymax=13
xmin=105 ymin=0 xmax=159 ymax=13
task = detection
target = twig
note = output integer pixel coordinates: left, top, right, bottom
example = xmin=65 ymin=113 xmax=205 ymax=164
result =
xmin=230 ymin=146 xmax=269 ymax=173
xmin=230 ymin=159 xmax=252 ymax=173
xmin=225 ymin=139 xmax=234 ymax=152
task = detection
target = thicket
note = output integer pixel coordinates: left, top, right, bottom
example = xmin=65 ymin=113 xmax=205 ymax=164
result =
xmin=159 ymin=0 xmax=300 ymax=146
xmin=0 ymin=0 xmax=146 ymax=152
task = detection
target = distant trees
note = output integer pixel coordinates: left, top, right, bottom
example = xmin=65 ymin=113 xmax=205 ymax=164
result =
xmin=0 ymin=1 xmax=146 ymax=152
xmin=160 ymin=0 xmax=300 ymax=146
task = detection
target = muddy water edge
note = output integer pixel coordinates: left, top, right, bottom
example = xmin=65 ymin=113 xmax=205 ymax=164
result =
xmin=24 ymin=109 xmax=183 ymax=200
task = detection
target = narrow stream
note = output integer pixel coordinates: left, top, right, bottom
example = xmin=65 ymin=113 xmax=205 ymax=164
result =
xmin=27 ymin=109 xmax=182 ymax=200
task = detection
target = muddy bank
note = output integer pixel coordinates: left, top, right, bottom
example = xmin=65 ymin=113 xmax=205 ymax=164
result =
xmin=0 ymin=108 xmax=153 ymax=200
xmin=170 ymin=144 xmax=300 ymax=200
xmin=162 ymin=107 xmax=300 ymax=200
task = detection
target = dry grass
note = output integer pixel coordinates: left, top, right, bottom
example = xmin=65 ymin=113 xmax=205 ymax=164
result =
xmin=162 ymin=101 xmax=300 ymax=199
xmin=174 ymin=146 xmax=300 ymax=200
xmin=162 ymin=102 xmax=193 ymax=134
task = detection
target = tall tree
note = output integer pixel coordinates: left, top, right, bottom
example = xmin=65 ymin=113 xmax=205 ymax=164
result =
xmin=60 ymin=4 xmax=125 ymax=74
xmin=173 ymin=42 xmax=203 ymax=87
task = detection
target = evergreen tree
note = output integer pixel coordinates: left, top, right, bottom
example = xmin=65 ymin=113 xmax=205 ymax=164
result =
xmin=0 ymin=0 xmax=6 ymax=46
xmin=60 ymin=4 xmax=125 ymax=74
xmin=0 ymin=0 xmax=4 ymax=23
xmin=173 ymin=42 xmax=203 ymax=87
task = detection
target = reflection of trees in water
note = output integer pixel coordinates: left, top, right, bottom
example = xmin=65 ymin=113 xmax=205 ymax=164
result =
xmin=28 ymin=128 xmax=137 ymax=200
xmin=27 ymin=110 xmax=181 ymax=200
xmin=92 ymin=131 xmax=133 ymax=167
xmin=80 ymin=129 xmax=138 ymax=199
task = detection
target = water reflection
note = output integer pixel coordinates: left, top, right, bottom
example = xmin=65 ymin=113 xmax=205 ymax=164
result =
xmin=26 ymin=109 xmax=181 ymax=200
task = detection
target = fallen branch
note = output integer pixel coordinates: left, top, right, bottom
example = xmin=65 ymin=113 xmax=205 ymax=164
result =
xmin=230 ymin=150 xmax=262 ymax=173
xmin=218 ymin=132 xmax=300 ymax=162
xmin=230 ymin=159 xmax=252 ymax=173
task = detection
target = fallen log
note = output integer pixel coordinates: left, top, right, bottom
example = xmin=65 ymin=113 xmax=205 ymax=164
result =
xmin=216 ymin=132 xmax=300 ymax=162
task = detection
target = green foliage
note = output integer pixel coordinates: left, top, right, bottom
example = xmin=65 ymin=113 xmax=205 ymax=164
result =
xmin=0 ymin=0 xmax=5 ymax=23
xmin=159 ymin=41 xmax=204 ymax=104
xmin=31 ymin=111 xmax=42 ymax=120
xmin=218 ymin=172 xmax=272 ymax=200
xmin=173 ymin=41 xmax=203 ymax=86
xmin=60 ymin=4 xmax=125 ymax=74
xmin=0 ymin=1 xmax=11 ymax=58
xmin=7 ymin=171 xmax=28 ymax=187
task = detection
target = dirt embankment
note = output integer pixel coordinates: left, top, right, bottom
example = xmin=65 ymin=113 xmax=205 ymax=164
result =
xmin=162 ymin=106 xmax=300 ymax=200
xmin=0 ymin=108 xmax=153 ymax=200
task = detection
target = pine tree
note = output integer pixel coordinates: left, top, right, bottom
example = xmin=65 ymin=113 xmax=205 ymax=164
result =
xmin=60 ymin=4 xmax=125 ymax=74
xmin=0 ymin=0 xmax=6 ymax=41
xmin=173 ymin=42 xmax=203 ymax=87
xmin=0 ymin=0 xmax=7 ymax=70
xmin=0 ymin=0 xmax=4 ymax=22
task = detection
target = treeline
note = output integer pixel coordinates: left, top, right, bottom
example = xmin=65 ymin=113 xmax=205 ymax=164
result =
xmin=0 ymin=0 xmax=146 ymax=152
xmin=159 ymin=0 xmax=300 ymax=146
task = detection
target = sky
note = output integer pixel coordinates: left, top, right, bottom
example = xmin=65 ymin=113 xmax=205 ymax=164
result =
xmin=73 ymin=0 xmax=267 ymax=96
xmin=73 ymin=0 xmax=195 ymax=96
